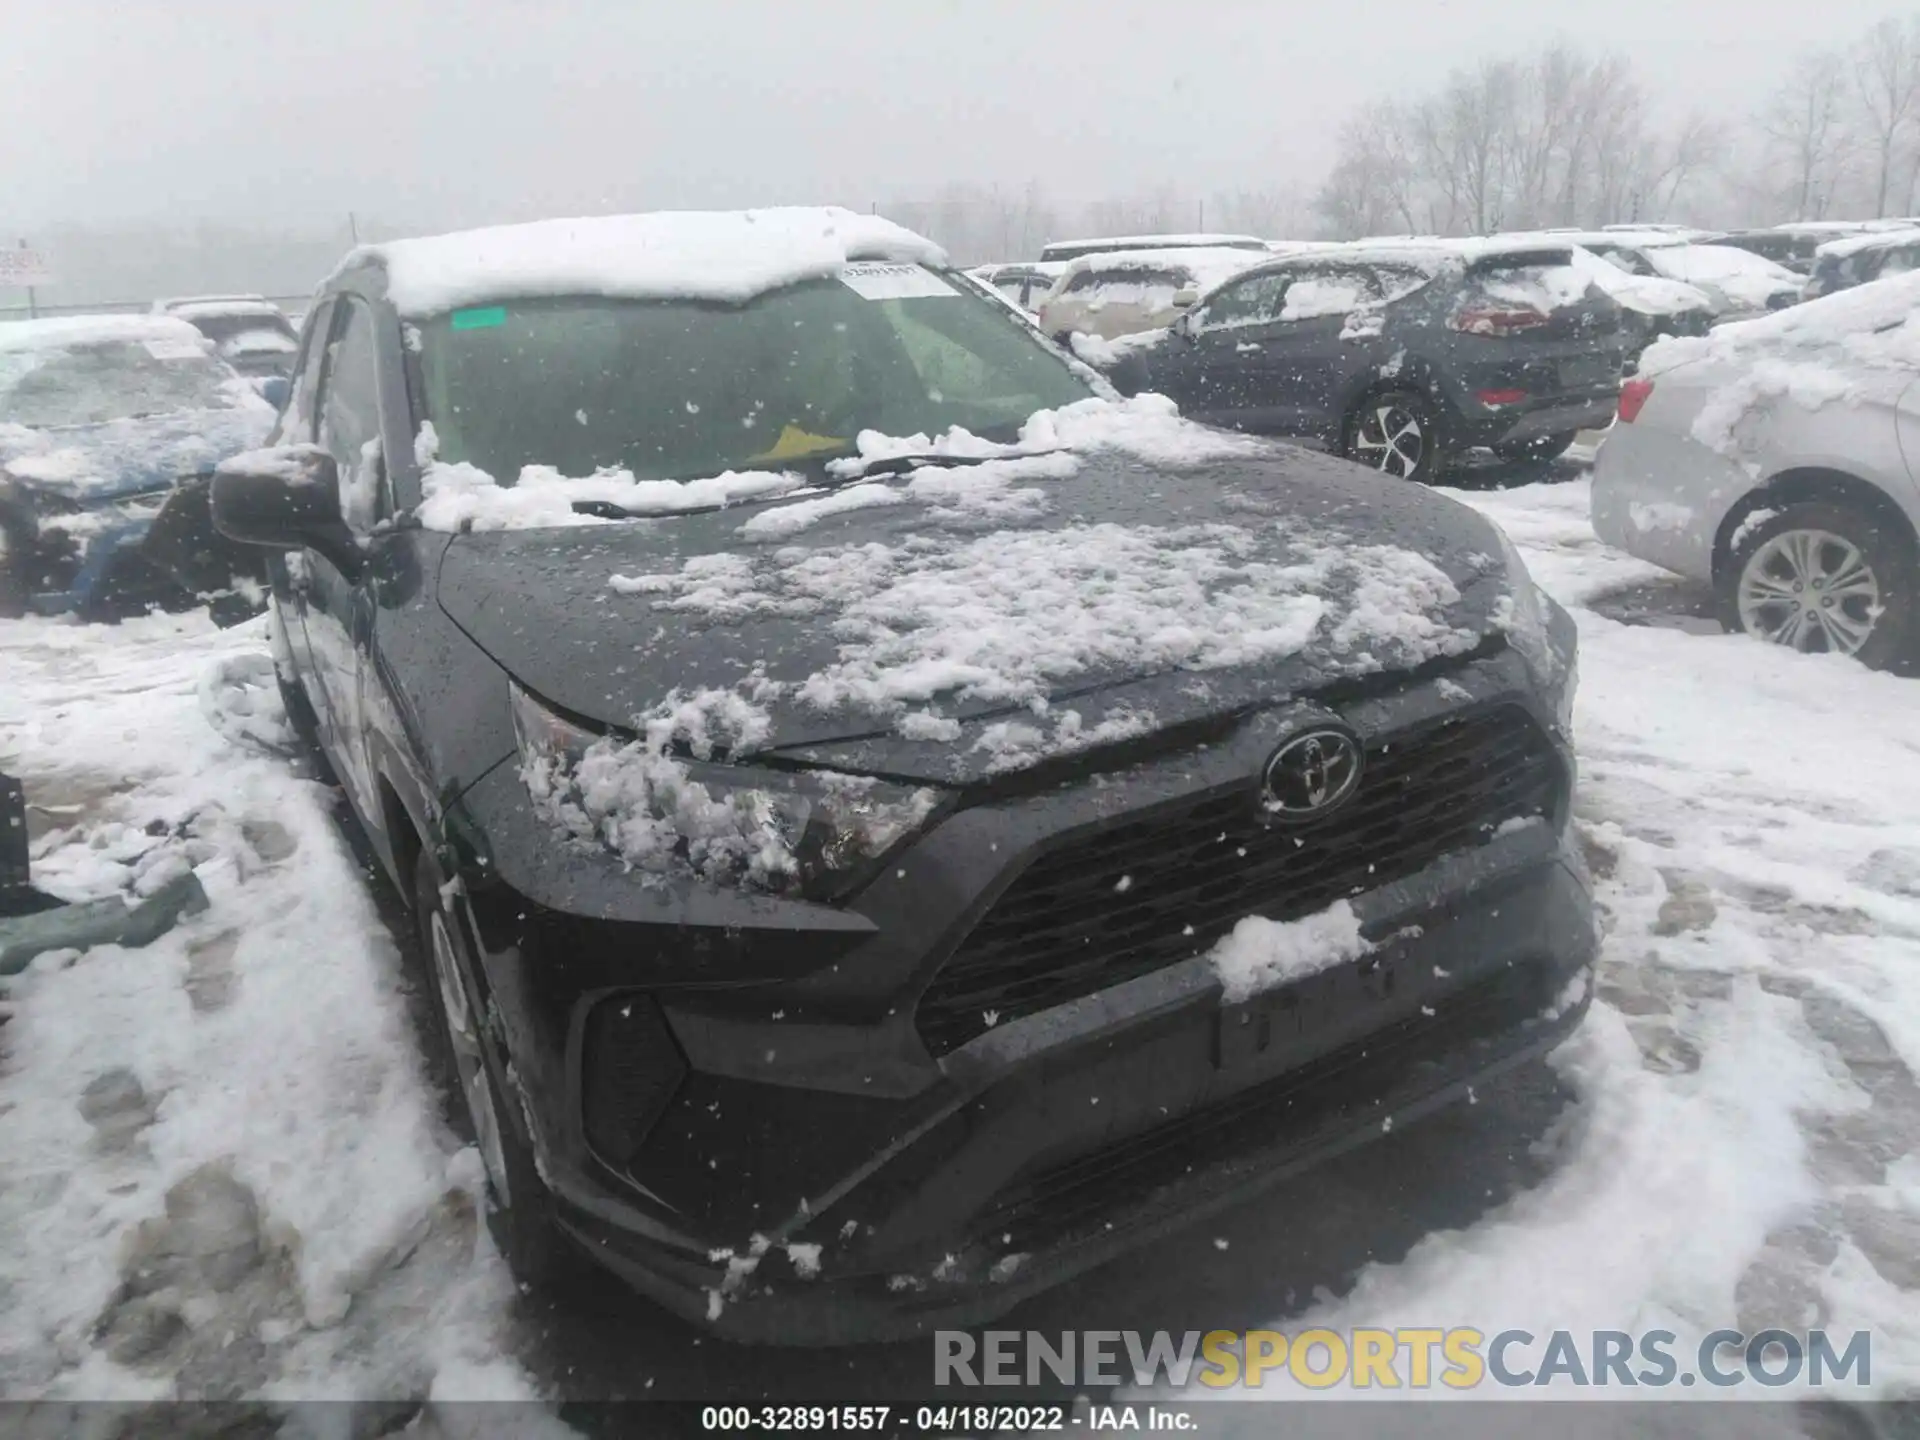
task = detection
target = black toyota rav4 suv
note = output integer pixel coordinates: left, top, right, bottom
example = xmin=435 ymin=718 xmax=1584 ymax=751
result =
xmin=212 ymin=209 xmax=1593 ymax=1344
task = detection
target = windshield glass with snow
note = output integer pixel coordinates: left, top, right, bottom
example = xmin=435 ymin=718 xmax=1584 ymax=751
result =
xmin=413 ymin=267 xmax=1092 ymax=483
xmin=0 ymin=340 xmax=245 ymax=429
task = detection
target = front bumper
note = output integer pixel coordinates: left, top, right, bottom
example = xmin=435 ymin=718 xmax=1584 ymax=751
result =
xmin=447 ymin=651 xmax=1596 ymax=1344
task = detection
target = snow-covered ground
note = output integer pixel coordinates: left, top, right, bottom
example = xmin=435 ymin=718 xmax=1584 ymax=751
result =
xmin=0 ymin=615 xmax=544 ymax=1419
xmin=2 ymin=471 xmax=1917 ymax=1414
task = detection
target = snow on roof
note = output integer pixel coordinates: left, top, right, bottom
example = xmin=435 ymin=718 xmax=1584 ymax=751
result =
xmin=152 ymin=294 xmax=271 ymax=313
xmin=166 ymin=299 xmax=289 ymax=321
xmin=1040 ymin=233 xmax=1265 ymax=259
xmin=1812 ymin=224 xmax=1920 ymax=259
xmin=333 ymin=207 xmax=949 ymax=316
xmin=1642 ymin=268 xmax=1920 ymax=379
xmin=0 ymin=313 xmax=213 ymax=354
xmin=1061 ymin=246 xmax=1267 ymax=291
xmin=1772 ymin=219 xmax=1915 ymax=235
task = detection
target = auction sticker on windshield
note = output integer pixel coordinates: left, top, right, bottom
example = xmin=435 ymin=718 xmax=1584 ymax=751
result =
xmin=838 ymin=261 xmax=957 ymax=300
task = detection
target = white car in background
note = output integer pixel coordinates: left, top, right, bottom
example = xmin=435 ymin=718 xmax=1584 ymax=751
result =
xmin=1035 ymin=246 xmax=1267 ymax=343
xmin=1573 ymin=231 xmax=1802 ymax=320
xmin=1036 ymin=233 xmax=1268 ymax=264
xmin=1591 ymin=271 xmax=1920 ymax=670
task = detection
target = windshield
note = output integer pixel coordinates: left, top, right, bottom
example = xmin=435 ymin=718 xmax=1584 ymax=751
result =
xmin=0 ymin=339 xmax=246 ymax=429
xmin=413 ymin=267 xmax=1092 ymax=483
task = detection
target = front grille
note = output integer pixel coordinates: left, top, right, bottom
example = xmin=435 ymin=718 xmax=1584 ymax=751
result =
xmin=914 ymin=705 xmax=1561 ymax=1055
xmin=968 ymin=957 xmax=1554 ymax=1254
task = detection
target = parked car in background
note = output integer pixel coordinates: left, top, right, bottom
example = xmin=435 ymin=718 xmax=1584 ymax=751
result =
xmin=1572 ymin=232 xmax=1802 ymax=319
xmin=1109 ymin=239 xmax=1624 ymax=482
xmin=1036 ymin=245 xmax=1266 ymax=343
xmin=1037 ymin=232 xmax=1268 ymax=264
xmin=207 ymin=205 xmax=1593 ymax=1340
xmin=152 ymin=294 xmax=300 ymax=395
xmin=1803 ymin=226 xmax=1920 ymax=300
xmin=967 ymin=261 xmax=1069 ymax=314
xmin=0 ymin=315 xmax=275 ymax=619
xmin=1496 ymin=234 xmax=1714 ymax=364
xmin=1591 ymin=271 xmax=1920 ymax=671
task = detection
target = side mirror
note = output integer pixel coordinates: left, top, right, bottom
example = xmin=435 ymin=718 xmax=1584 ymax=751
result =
xmin=258 ymin=375 xmax=291 ymax=409
xmin=1170 ymin=288 xmax=1200 ymax=311
xmin=210 ymin=446 xmax=361 ymax=578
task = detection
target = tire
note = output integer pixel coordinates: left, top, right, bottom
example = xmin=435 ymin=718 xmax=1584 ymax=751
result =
xmin=1494 ymin=431 xmax=1578 ymax=463
xmin=1342 ymin=388 xmax=1446 ymax=483
xmin=1714 ymin=500 xmax=1918 ymax=673
xmin=411 ymin=846 xmax=575 ymax=1287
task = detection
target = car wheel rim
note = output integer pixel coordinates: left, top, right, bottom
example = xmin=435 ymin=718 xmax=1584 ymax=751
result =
xmin=1352 ymin=404 xmax=1425 ymax=477
xmin=1736 ymin=528 xmax=1881 ymax=657
xmin=429 ymin=909 xmax=512 ymax=1206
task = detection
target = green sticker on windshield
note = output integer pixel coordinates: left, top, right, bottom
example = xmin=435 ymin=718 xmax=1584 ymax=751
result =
xmin=450 ymin=306 xmax=507 ymax=330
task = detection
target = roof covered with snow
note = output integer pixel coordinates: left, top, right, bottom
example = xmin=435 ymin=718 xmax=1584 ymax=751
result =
xmin=1040 ymin=232 xmax=1265 ymax=260
xmin=331 ymin=207 xmax=949 ymax=317
xmin=1812 ymin=224 xmax=1920 ymax=259
xmin=164 ymin=299 xmax=289 ymax=322
xmin=0 ymin=313 xmax=214 ymax=354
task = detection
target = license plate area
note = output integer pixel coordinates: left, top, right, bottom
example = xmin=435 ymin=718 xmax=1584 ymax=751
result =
xmin=1214 ymin=951 xmax=1411 ymax=1074
xmin=1558 ymin=355 xmax=1616 ymax=389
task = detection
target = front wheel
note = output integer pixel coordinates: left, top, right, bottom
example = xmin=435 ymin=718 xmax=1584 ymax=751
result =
xmin=1715 ymin=501 xmax=1917 ymax=672
xmin=411 ymin=847 xmax=574 ymax=1286
xmin=1343 ymin=389 xmax=1445 ymax=483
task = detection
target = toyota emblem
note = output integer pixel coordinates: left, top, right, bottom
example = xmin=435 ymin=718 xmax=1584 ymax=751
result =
xmin=1261 ymin=728 xmax=1363 ymax=820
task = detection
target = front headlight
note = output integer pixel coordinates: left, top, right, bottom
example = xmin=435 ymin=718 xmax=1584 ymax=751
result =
xmin=510 ymin=683 xmax=943 ymax=898
xmin=1488 ymin=527 xmax=1576 ymax=735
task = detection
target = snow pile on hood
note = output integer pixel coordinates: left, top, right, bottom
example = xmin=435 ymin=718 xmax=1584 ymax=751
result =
xmin=1640 ymin=270 xmax=1920 ymax=456
xmin=1640 ymin=242 xmax=1800 ymax=310
xmin=1646 ymin=268 xmax=1920 ymax=378
xmin=1566 ymin=245 xmax=1710 ymax=316
xmin=337 ymin=207 xmax=948 ymax=317
xmin=0 ymin=402 xmax=275 ymax=502
xmin=522 ymin=686 xmax=938 ymax=889
xmin=411 ymin=420 xmax=807 ymax=530
xmin=0 ymin=314 xmax=214 ymax=355
xmin=412 ymin=395 xmax=1266 ymax=534
xmin=610 ymin=518 xmax=1479 ymax=735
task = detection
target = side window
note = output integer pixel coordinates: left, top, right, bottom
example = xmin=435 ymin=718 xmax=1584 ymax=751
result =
xmin=316 ymin=299 xmax=385 ymax=531
xmin=1371 ymin=265 xmax=1432 ymax=304
xmin=1275 ymin=266 xmax=1382 ymax=322
xmin=1194 ymin=272 xmax=1291 ymax=331
xmin=273 ymin=299 xmax=334 ymax=445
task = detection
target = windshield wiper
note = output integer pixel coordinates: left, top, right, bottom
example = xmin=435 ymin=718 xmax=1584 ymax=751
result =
xmin=820 ymin=448 xmax=1064 ymax=489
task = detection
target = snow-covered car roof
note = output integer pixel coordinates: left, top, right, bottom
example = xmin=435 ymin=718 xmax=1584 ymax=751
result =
xmin=1321 ymin=235 xmax=1581 ymax=269
xmin=1058 ymin=246 xmax=1269 ymax=292
xmin=1038 ymin=233 xmax=1266 ymax=262
xmin=1478 ymin=233 xmax=1712 ymax=314
xmin=330 ymin=207 xmax=948 ymax=317
xmin=163 ymin=298 xmax=289 ymax=322
xmin=0 ymin=313 xmax=215 ymax=355
xmin=1812 ymin=225 xmax=1920 ymax=260
xmin=1773 ymin=218 xmax=1918 ymax=236
xmin=1641 ymin=268 xmax=1920 ymax=378
xmin=151 ymin=293 xmax=272 ymax=314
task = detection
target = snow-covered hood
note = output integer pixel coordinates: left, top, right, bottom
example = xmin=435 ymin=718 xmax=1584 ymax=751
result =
xmin=436 ymin=447 xmax=1524 ymax=780
xmin=0 ymin=405 xmax=275 ymax=506
xmin=1641 ymin=268 xmax=1920 ymax=380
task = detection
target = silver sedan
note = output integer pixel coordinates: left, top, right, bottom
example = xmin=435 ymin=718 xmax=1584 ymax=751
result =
xmin=1590 ymin=282 xmax=1920 ymax=672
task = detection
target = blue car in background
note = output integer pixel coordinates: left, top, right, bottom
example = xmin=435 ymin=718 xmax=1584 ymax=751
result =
xmin=0 ymin=314 xmax=279 ymax=621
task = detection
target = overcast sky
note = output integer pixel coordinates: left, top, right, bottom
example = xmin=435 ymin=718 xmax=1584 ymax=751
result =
xmin=2 ymin=0 xmax=1911 ymax=235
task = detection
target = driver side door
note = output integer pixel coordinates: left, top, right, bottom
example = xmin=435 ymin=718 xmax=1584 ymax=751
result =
xmin=1150 ymin=270 xmax=1295 ymax=429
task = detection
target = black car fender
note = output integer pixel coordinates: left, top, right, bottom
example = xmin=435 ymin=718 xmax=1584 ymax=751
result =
xmin=1334 ymin=352 xmax=1453 ymax=424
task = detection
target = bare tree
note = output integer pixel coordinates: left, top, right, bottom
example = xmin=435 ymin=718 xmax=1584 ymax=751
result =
xmin=1763 ymin=52 xmax=1853 ymax=219
xmin=1854 ymin=16 xmax=1920 ymax=216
